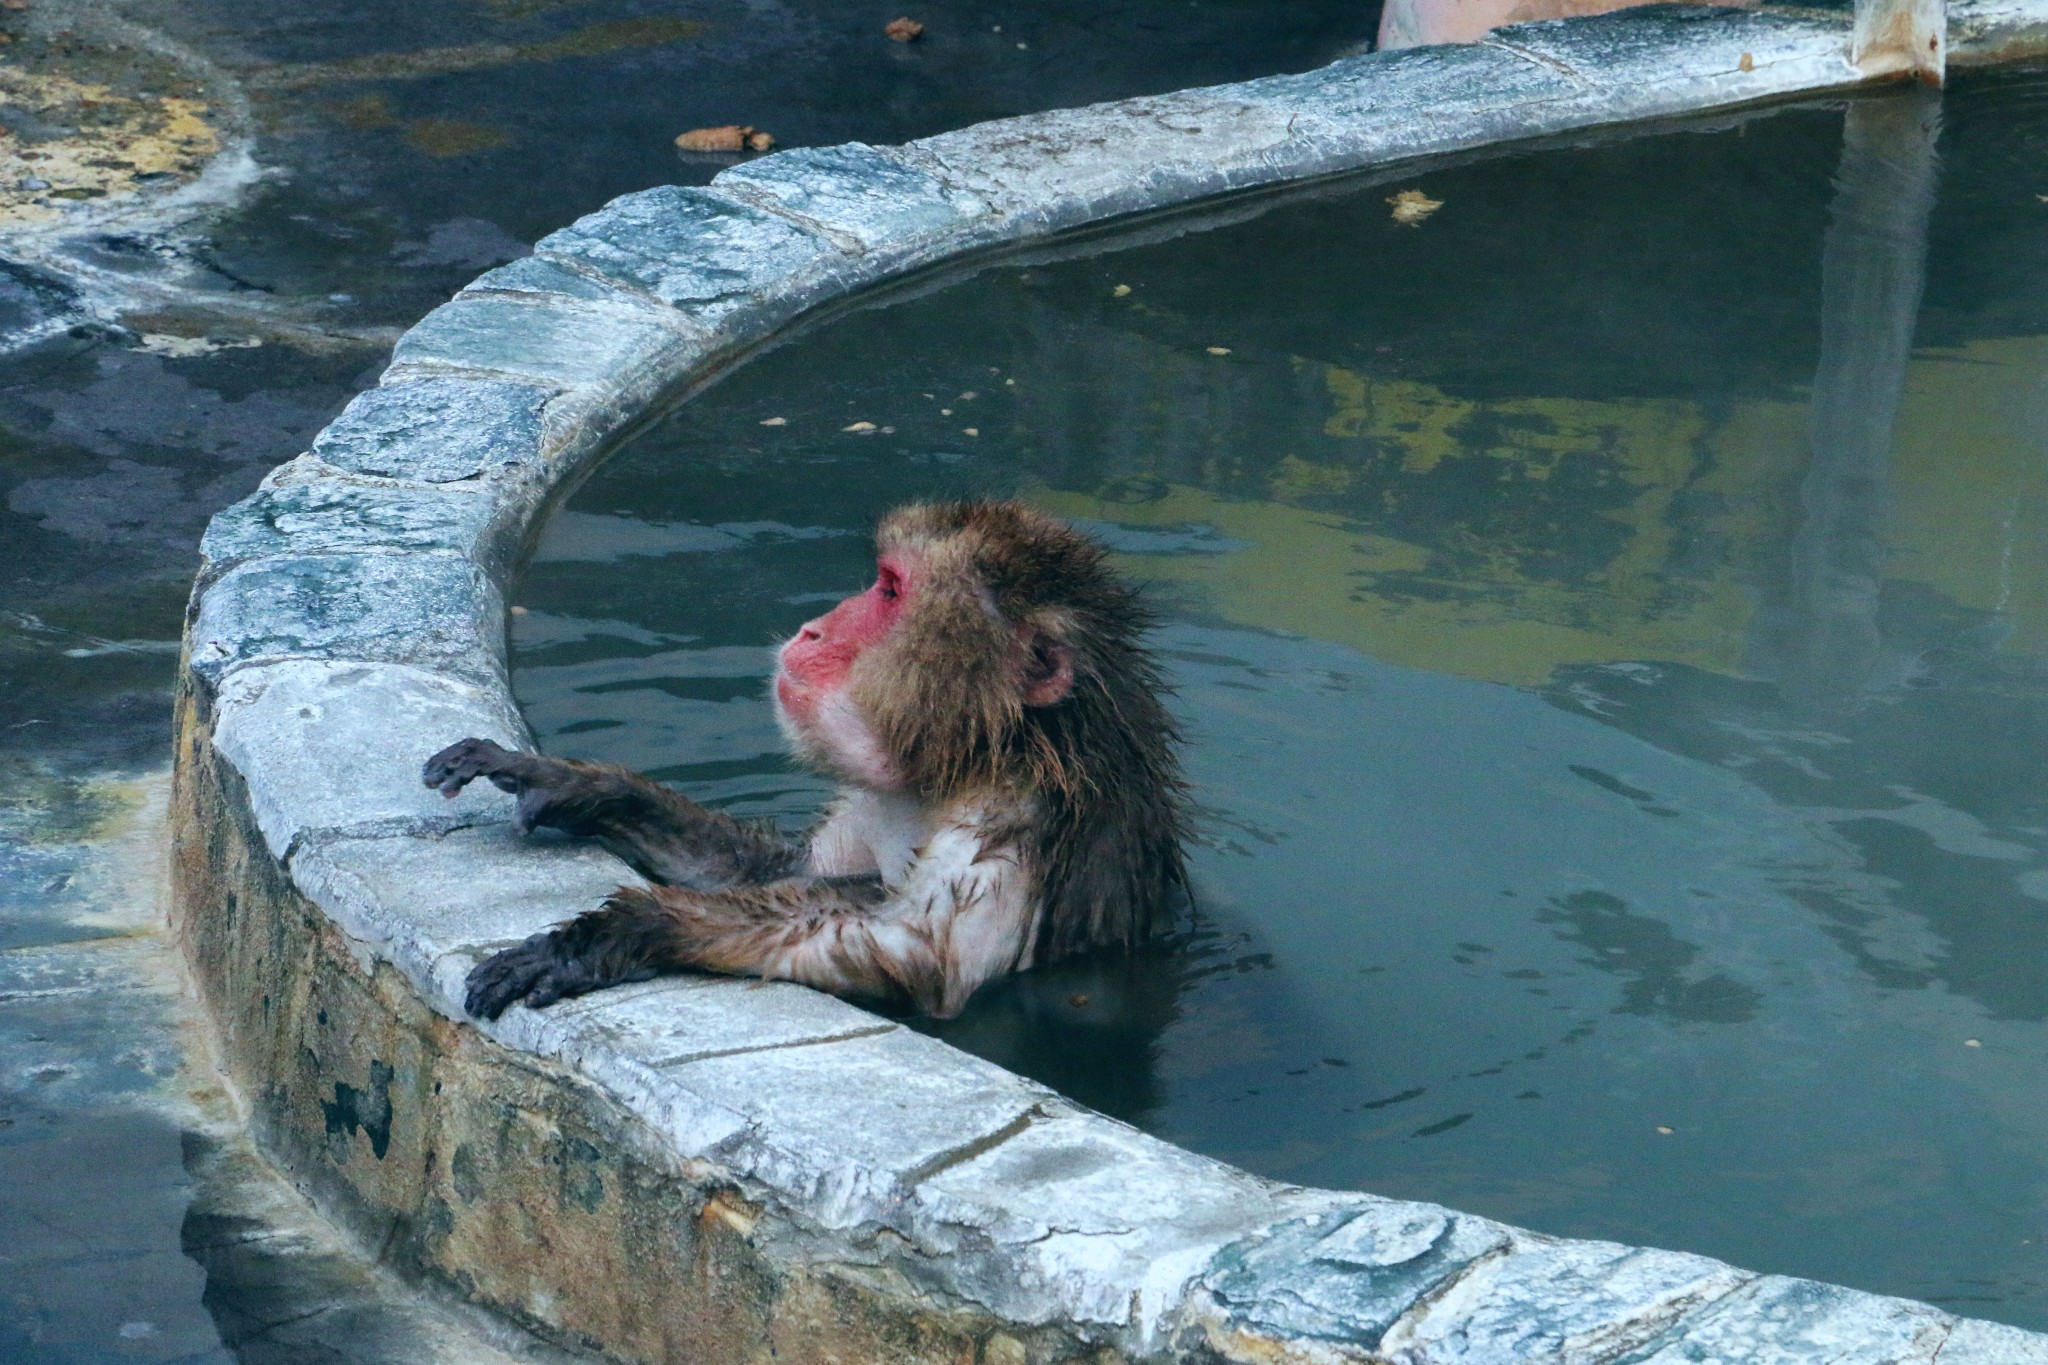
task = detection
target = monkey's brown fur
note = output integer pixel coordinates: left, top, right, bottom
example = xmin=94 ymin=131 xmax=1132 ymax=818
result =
xmin=864 ymin=501 xmax=1188 ymax=958
xmin=429 ymin=499 xmax=1188 ymax=1020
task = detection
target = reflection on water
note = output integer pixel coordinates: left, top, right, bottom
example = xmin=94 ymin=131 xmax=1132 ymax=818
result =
xmin=514 ymin=73 xmax=2048 ymax=1328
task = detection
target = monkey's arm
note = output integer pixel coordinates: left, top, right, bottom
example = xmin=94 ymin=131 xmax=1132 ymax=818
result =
xmin=422 ymin=737 xmax=805 ymax=890
xmin=464 ymin=823 xmax=1037 ymax=1020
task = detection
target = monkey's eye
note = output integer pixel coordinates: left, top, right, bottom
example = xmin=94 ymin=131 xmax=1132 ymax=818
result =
xmin=875 ymin=567 xmax=902 ymax=601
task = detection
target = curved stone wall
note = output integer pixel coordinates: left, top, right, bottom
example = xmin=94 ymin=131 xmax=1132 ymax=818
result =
xmin=172 ymin=6 xmax=2048 ymax=1361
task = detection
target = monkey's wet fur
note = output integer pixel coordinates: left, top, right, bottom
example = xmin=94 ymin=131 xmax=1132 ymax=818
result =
xmin=426 ymin=500 xmax=1190 ymax=1022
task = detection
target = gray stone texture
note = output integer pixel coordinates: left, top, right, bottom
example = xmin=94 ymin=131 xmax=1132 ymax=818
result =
xmin=209 ymin=661 xmax=521 ymax=858
xmin=290 ymin=824 xmax=638 ymax=1009
xmin=466 ymin=252 xmax=649 ymax=307
xmin=713 ymin=144 xmax=991 ymax=253
xmin=533 ymin=185 xmax=842 ymax=323
xmin=178 ymin=3 xmax=2048 ymax=1361
xmin=310 ymin=377 xmax=554 ymax=484
xmin=390 ymin=290 xmax=695 ymax=390
xmin=649 ymin=1026 xmax=1047 ymax=1226
xmin=917 ymin=1112 xmax=1343 ymax=1334
xmin=1489 ymin=5 xmax=1849 ymax=97
xmin=1196 ymin=1204 xmax=1516 ymax=1345
xmin=905 ymin=88 xmax=1307 ymax=231
xmin=190 ymin=552 xmax=504 ymax=689
xmin=199 ymin=459 xmax=508 ymax=581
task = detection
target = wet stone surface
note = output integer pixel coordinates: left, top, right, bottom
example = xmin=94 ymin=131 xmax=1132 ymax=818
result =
xmin=533 ymin=186 xmax=840 ymax=320
xmin=191 ymin=553 xmax=505 ymax=688
xmin=713 ymin=145 xmax=991 ymax=252
xmin=198 ymin=465 xmax=508 ymax=582
xmin=309 ymin=377 xmax=554 ymax=484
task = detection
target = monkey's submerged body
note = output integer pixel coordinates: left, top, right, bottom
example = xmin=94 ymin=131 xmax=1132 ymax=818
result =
xmin=428 ymin=501 xmax=1188 ymax=1022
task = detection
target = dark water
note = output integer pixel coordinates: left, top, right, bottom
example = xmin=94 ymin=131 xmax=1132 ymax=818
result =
xmin=513 ymin=73 xmax=2048 ymax=1328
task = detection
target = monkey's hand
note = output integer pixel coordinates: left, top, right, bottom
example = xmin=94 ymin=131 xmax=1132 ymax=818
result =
xmin=422 ymin=737 xmax=603 ymax=837
xmin=423 ymin=736 xmax=534 ymax=798
xmin=464 ymin=895 xmax=666 ymax=1019
xmin=426 ymin=738 xmax=805 ymax=889
xmin=464 ymin=932 xmax=599 ymax=1019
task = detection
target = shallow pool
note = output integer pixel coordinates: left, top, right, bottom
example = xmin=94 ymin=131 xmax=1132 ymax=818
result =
xmin=513 ymin=72 xmax=2048 ymax=1328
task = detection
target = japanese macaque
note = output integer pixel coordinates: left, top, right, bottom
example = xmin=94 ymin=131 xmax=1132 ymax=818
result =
xmin=425 ymin=500 xmax=1188 ymax=1022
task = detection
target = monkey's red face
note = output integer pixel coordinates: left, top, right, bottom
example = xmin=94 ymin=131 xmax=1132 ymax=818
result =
xmin=773 ymin=555 xmax=912 ymax=787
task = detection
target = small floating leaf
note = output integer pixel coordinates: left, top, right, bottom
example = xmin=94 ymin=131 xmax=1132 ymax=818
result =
xmin=1388 ymin=188 xmax=1443 ymax=226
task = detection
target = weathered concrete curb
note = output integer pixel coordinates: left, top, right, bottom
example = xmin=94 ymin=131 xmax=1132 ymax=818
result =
xmin=173 ymin=6 xmax=2048 ymax=1362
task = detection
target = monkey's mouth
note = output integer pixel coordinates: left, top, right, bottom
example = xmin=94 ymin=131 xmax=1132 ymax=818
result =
xmin=771 ymin=666 xmax=818 ymax=730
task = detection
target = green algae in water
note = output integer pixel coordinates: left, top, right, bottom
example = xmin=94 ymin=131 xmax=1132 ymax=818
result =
xmin=513 ymin=75 xmax=2048 ymax=1329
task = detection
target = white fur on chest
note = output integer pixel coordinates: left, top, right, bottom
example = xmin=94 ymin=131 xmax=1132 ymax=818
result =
xmin=806 ymin=788 xmax=926 ymax=886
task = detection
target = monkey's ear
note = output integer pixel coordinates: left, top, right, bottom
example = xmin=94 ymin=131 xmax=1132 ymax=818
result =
xmin=1021 ymin=634 xmax=1076 ymax=707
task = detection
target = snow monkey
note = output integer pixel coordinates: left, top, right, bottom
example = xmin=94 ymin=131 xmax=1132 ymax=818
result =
xmin=425 ymin=500 xmax=1189 ymax=1022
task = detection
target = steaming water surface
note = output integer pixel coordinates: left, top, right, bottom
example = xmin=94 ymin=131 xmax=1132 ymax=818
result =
xmin=514 ymin=72 xmax=2048 ymax=1329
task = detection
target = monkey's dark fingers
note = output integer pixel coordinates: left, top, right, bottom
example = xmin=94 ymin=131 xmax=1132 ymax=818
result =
xmin=423 ymin=737 xmax=524 ymax=799
xmin=464 ymin=932 xmax=579 ymax=1019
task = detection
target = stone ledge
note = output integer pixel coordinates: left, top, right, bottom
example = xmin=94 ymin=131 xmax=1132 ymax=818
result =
xmin=173 ymin=6 xmax=2048 ymax=1363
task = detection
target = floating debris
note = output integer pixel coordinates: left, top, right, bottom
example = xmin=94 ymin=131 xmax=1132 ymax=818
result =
xmin=841 ymin=420 xmax=877 ymax=433
xmin=885 ymin=17 xmax=925 ymax=41
xmin=1388 ymin=188 xmax=1443 ymax=226
xmin=759 ymin=416 xmax=787 ymax=426
xmin=675 ymin=124 xmax=773 ymax=153
xmin=1112 ymin=283 xmax=1132 ymax=297
xmin=1206 ymin=346 xmax=1231 ymax=355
